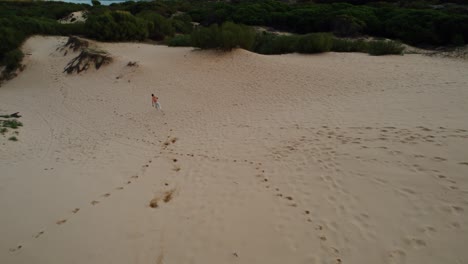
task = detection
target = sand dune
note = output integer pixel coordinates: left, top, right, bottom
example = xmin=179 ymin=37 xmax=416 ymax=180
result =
xmin=0 ymin=35 xmax=467 ymax=264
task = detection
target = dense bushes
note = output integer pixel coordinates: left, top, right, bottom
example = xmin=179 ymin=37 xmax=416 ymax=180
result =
xmin=251 ymin=32 xmax=402 ymax=55
xmin=297 ymin=33 xmax=333 ymax=53
xmin=137 ymin=11 xmax=174 ymax=40
xmin=191 ymin=22 xmax=255 ymax=50
xmin=331 ymin=38 xmax=368 ymax=52
xmin=367 ymin=40 xmax=404 ymax=55
xmin=253 ymin=34 xmax=300 ymax=54
xmin=85 ymin=11 xmax=149 ymax=41
xmin=3 ymin=49 xmax=24 ymax=71
xmin=187 ymin=0 xmax=468 ymax=46
xmin=167 ymin=35 xmax=192 ymax=47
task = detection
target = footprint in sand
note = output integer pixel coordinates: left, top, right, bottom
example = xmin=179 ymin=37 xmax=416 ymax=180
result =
xmin=56 ymin=219 xmax=67 ymax=225
xmin=149 ymin=189 xmax=176 ymax=208
xmin=404 ymin=237 xmax=427 ymax=249
xmin=387 ymin=249 xmax=406 ymax=264
xmin=116 ymin=187 xmax=124 ymax=190
xmin=9 ymin=245 xmax=22 ymax=252
xmin=102 ymin=193 xmax=111 ymax=197
xmin=34 ymin=231 xmax=44 ymax=238
xmin=91 ymin=200 xmax=100 ymax=205
xmin=72 ymin=208 xmax=80 ymax=214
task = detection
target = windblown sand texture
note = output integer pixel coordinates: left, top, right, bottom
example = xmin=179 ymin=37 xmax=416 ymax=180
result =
xmin=1 ymin=36 xmax=467 ymax=264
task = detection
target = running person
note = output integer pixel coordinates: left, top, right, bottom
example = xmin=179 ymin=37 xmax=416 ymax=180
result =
xmin=151 ymin=94 xmax=161 ymax=110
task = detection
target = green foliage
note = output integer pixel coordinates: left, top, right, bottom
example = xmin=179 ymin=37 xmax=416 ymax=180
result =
xmin=331 ymin=38 xmax=368 ymax=52
xmin=0 ymin=128 xmax=7 ymax=135
xmin=191 ymin=24 xmax=221 ymax=49
xmin=4 ymin=49 xmax=24 ymax=71
xmin=167 ymin=35 xmax=192 ymax=47
xmin=8 ymin=136 xmax=18 ymax=142
xmin=367 ymin=40 xmax=404 ymax=55
xmin=0 ymin=27 xmax=25 ymax=62
xmin=187 ymin=0 xmax=468 ymax=47
xmin=191 ymin=22 xmax=256 ymax=50
xmin=253 ymin=33 xmax=300 ymax=54
xmin=137 ymin=11 xmax=175 ymax=40
xmin=1 ymin=119 xmax=23 ymax=129
xmin=331 ymin=15 xmax=366 ymax=37
xmin=219 ymin=22 xmax=256 ymax=50
xmin=91 ymin=0 xmax=101 ymax=6
xmin=297 ymin=33 xmax=333 ymax=53
xmin=171 ymin=14 xmax=194 ymax=34
xmin=86 ymin=11 xmax=149 ymax=41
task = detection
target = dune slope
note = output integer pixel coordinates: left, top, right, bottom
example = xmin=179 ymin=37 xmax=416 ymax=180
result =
xmin=0 ymin=36 xmax=467 ymax=264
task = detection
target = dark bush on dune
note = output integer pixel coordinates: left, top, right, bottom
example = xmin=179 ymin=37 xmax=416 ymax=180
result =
xmin=191 ymin=24 xmax=221 ymax=49
xmin=137 ymin=11 xmax=174 ymax=40
xmin=331 ymin=38 xmax=368 ymax=52
xmin=367 ymin=40 xmax=404 ymax=55
xmin=191 ymin=22 xmax=256 ymax=50
xmin=85 ymin=11 xmax=149 ymax=41
xmin=219 ymin=22 xmax=256 ymax=50
xmin=167 ymin=35 xmax=192 ymax=47
xmin=4 ymin=49 xmax=24 ymax=71
xmin=253 ymin=33 xmax=300 ymax=55
xmin=297 ymin=33 xmax=334 ymax=54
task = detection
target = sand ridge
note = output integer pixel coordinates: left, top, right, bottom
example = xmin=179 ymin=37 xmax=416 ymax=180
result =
xmin=0 ymin=36 xmax=467 ymax=264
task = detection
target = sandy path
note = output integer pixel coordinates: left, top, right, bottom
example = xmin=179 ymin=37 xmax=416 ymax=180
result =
xmin=0 ymin=36 xmax=467 ymax=264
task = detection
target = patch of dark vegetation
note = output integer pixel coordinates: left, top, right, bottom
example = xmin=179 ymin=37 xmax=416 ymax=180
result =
xmin=63 ymin=48 xmax=112 ymax=74
xmin=1 ymin=112 xmax=22 ymax=142
xmin=63 ymin=36 xmax=89 ymax=52
xmin=127 ymin=61 xmax=138 ymax=67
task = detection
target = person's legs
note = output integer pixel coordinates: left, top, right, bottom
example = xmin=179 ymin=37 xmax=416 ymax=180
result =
xmin=156 ymin=102 xmax=161 ymax=110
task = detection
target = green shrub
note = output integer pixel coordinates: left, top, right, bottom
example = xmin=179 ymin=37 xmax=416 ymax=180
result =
xmin=367 ymin=40 xmax=404 ymax=55
xmin=219 ymin=22 xmax=256 ymax=50
xmin=8 ymin=136 xmax=18 ymax=141
xmin=172 ymin=19 xmax=193 ymax=34
xmin=3 ymin=49 xmax=24 ymax=71
xmin=451 ymin=34 xmax=465 ymax=46
xmin=86 ymin=11 xmax=149 ymax=41
xmin=191 ymin=24 xmax=220 ymax=49
xmin=167 ymin=35 xmax=192 ymax=47
xmin=2 ymin=119 xmax=23 ymax=129
xmin=0 ymin=27 xmax=25 ymax=61
xmin=297 ymin=33 xmax=333 ymax=54
xmin=331 ymin=38 xmax=368 ymax=52
xmin=331 ymin=15 xmax=366 ymax=37
xmin=137 ymin=11 xmax=175 ymax=40
xmin=253 ymin=33 xmax=299 ymax=54
xmin=191 ymin=22 xmax=256 ymax=50
xmin=171 ymin=14 xmax=193 ymax=34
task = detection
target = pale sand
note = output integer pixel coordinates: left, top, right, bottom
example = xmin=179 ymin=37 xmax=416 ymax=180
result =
xmin=1 ymin=36 xmax=467 ymax=264
xmin=58 ymin=11 xmax=88 ymax=24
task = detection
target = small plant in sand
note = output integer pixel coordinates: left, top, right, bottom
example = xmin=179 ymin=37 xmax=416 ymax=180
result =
xmin=1 ymin=119 xmax=23 ymax=129
xmin=1 ymin=112 xmax=22 ymax=141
